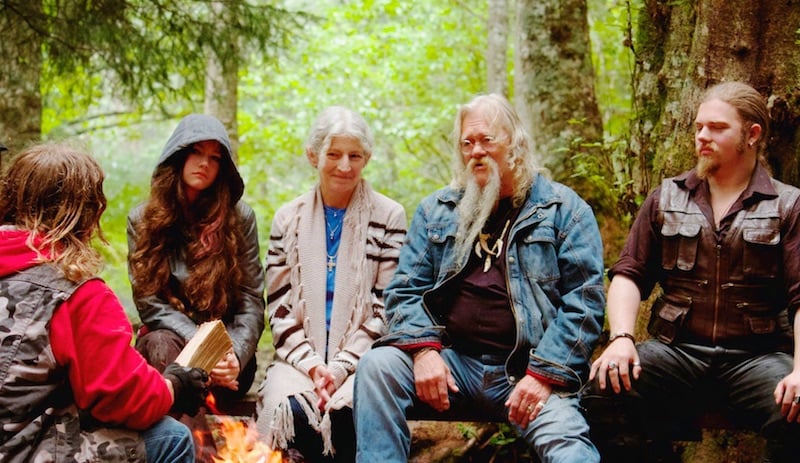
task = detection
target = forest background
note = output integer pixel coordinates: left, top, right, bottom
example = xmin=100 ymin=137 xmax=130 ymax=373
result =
xmin=3 ymin=0 xmax=800 ymax=343
xmin=4 ymin=1 xmax=800 ymax=460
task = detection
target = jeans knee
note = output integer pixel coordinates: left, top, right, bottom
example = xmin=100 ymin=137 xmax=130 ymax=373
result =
xmin=143 ymin=417 xmax=195 ymax=463
xmin=358 ymin=346 xmax=405 ymax=378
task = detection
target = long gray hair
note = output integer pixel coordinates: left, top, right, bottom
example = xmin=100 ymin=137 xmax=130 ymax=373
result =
xmin=451 ymin=93 xmax=540 ymax=206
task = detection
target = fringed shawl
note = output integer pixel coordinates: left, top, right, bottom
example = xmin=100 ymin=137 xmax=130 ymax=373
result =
xmin=255 ymin=180 xmax=406 ymax=456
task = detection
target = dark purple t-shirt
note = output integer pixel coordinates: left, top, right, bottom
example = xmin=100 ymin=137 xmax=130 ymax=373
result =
xmin=444 ymin=198 xmax=519 ymax=355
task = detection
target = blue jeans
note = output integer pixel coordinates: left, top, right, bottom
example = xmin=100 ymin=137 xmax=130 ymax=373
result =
xmin=354 ymin=346 xmax=598 ymax=463
xmin=142 ymin=416 xmax=195 ymax=463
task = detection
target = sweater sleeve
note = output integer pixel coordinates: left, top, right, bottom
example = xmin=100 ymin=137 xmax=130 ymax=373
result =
xmin=50 ymin=279 xmax=173 ymax=431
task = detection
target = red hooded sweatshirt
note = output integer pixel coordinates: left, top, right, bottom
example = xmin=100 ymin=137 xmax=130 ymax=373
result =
xmin=0 ymin=227 xmax=173 ymax=430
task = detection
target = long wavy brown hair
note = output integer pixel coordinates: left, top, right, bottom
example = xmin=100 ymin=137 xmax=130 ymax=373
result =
xmin=0 ymin=143 xmax=107 ymax=283
xmin=129 ymin=146 xmax=244 ymax=320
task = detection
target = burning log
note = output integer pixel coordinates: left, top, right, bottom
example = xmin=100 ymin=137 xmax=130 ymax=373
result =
xmin=196 ymin=393 xmax=288 ymax=463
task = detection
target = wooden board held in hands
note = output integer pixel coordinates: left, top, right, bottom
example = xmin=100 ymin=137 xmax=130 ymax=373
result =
xmin=175 ymin=320 xmax=233 ymax=373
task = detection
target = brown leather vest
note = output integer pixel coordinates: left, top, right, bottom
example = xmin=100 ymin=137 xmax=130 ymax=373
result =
xmin=648 ymin=177 xmax=799 ymax=352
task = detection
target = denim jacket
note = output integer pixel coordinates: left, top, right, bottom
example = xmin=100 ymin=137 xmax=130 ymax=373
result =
xmin=378 ymin=174 xmax=605 ymax=390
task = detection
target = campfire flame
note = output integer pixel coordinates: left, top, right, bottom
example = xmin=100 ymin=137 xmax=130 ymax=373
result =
xmin=198 ymin=393 xmax=285 ymax=463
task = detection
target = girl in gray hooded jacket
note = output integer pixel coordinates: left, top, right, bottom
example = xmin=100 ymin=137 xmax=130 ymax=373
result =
xmin=127 ymin=114 xmax=265 ymax=407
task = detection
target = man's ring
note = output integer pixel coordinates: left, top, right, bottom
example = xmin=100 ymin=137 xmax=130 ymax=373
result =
xmin=632 ymin=362 xmax=641 ymax=367
xmin=608 ymin=362 xmax=618 ymax=370
xmin=527 ymin=405 xmax=533 ymax=413
xmin=793 ymin=395 xmax=800 ymax=405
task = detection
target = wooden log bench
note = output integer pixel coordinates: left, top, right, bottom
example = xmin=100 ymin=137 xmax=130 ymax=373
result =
xmin=403 ymin=413 xmax=766 ymax=462
xmin=201 ymin=397 xmax=515 ymax=462
xmin=199 ymin=392 xmax=766 ymax=462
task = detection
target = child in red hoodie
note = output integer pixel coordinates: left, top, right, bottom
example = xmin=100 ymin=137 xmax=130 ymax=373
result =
xmin=0 ymin=142 xmax=208 ymax=463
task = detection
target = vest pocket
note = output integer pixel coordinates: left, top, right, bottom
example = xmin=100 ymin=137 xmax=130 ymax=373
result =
xmin=744 ymin=314 xmax=777 ymax=334
xmin=647 ymin=296 xmax=690 ymax=343
xmin=661 ymin=222 xmax=701 ymax=271
xmin=742 ymin=228 xmax=780 ymax=278
xmin=737 ymin=301 xmax=782 ymax=335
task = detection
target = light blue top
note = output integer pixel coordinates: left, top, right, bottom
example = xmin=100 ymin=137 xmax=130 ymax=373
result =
xmin=324 ymin=205 xmax=346 ymax=338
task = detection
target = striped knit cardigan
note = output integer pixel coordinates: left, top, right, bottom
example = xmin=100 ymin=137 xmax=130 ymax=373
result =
xmin=255 ymin=180 xmax=406 ymax=455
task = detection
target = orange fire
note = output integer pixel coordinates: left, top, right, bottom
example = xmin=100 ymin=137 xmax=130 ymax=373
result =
xmin=198 ymin=393 xmax=285 ymax=463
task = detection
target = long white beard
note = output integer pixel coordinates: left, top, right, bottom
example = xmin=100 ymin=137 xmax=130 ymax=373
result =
xmin=453 ymin=159 xmax=501 ymax=265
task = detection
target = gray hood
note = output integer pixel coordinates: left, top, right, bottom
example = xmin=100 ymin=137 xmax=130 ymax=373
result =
xmin=158 ymin=114 xmax=244 ymax=202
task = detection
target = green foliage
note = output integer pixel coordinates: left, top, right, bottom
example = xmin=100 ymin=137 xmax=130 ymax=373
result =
xmin=30 ymin=0 xmax=642 ymax=331
xmin=17 ymin=0 xmax=305 ymax=115
xmin=239 ymin=0 xmax=487 ymax=241
xmin=583 ymin=0 xmax=642 ymax=220
xmin=484 ymin=423 xmax=536 ymax=461
xmin=456 ymin=422 xmax=478 ymax=440
xmin=588 ymin=0 xmax=639 ymax=139
xmin=488 ymin=423 xmax=518 ymax=448
xmin=43 ymin=0 xmax=487 ymax=318
xmin=569 ymin=0 xmax=644 ymax=264
xmin=91 ymin=122 xmax=172 ymax=318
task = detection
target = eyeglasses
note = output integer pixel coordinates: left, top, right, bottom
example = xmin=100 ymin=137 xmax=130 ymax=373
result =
xmin=460 ymin=135 xmax=501 ymax=155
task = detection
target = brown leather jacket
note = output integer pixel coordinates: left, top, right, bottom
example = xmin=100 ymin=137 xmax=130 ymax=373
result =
xmin=649 ymin=175 xmax=800 ymax=352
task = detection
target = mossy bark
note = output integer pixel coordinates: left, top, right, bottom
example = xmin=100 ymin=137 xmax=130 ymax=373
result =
xmin=205 ymin=1 xmax=241 ymax=160
xmin=630 ymin=0 xmax=800 ymax=193
xmin=0 ymin=1 xmax=43 ymax=166
xmin=513 ymin=0 xmax=605 ymax=197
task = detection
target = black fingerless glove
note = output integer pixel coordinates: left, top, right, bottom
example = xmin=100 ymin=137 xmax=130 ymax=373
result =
xmin=163 ymin=363 xmax=209 ymax=416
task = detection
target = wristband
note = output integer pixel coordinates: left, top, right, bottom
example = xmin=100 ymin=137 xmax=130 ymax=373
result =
xmin=608 ymin=332 xmax=636 ymax=344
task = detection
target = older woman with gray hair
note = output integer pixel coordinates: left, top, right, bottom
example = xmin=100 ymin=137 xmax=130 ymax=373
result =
xmin=254 ymin=106 xmax=407 ymax=462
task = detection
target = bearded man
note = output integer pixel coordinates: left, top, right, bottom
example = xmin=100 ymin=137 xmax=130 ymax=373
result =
xmin=586 ymin=81 xmax=800 ymax=462
xmin=353 ymin=93 xmax=605 ymax=462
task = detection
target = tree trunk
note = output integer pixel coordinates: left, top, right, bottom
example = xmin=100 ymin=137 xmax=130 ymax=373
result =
xmin=487 ymin=0 xmax=509 ymax=96
xmin=204 ymin=1 xmax=240 ymax=161
xmin=0 ymin=2 xmax=43 ymax=166
xmin=513 ymin=0 xmax=604 ymax=201
xmin=630 ymin=0 xmax=800 ymax=194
